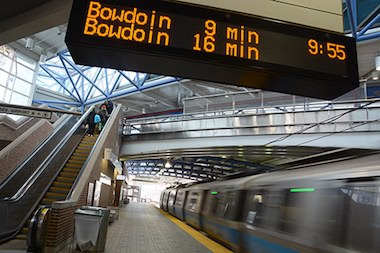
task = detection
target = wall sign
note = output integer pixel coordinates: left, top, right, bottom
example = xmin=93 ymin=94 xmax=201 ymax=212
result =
xmin=66 ymin=0 xmax=359 ymax=99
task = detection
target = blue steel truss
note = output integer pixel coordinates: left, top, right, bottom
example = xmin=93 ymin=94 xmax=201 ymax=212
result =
xmin=34 ymin=1 xmax=380 ymax=112
xmin=34 ymin=49 xmax=180 ymax=112
xmin=345 ymin=0 xmax=380 ymax=41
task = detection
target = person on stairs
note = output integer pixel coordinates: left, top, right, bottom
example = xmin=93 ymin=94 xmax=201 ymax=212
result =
xmin=86 ymin=108 xmax=97 ymax=136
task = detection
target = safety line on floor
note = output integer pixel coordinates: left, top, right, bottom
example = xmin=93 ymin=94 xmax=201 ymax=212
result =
xmin=157 ymin=208 xmax=233 ymax=253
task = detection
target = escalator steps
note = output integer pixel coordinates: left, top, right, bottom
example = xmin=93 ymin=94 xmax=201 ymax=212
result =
xmin=0 ymin=135 xmax=99 ymax=251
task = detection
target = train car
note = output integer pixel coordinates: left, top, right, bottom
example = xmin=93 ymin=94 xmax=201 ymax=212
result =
xmin=183 ymin=184 xmax=210 ymax=230
xmin=159 ymin=190 xmax=164 ymax=209
xmin=240 ymin=153 xmax=380 ymax=253
xmin=173 ymin=188 xmax=189 ymax=220
xmin=162 ymin=189 xmax=171 ymax=212
xmin=200 ymin=177 xmax=254 ymax=252
xmin=167 ymin=189 xmax=177 ymax=216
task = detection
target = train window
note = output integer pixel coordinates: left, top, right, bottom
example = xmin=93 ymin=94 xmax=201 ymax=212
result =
xmin=187 ymin=192 xmax=200 ymax=212
xmin=244 ymin=191 xmax=262 ymax=224
xmin=213 ymin=191 xmax=238 ymax=221
xmin=175 ymin=191 xmax=184 ymax=206
xmin=204 ymin=191 xmax=218 ymax=215
xmin=281 ymin=189 xmax=315 ymax=235
xmin=259 ymin=190 xmax=285 ymax=231
xmin=336 ymin=182 xmax=380 ymax=253
xmin=168 ymin=191 xmax=176 ymax=205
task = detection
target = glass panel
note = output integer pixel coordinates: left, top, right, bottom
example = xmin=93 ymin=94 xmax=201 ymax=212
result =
xmin=4 ymin=89 xmax=11 ymax=103
xmin=16 ymin=63 xmax=34 ymax=83
xmin=13 ymin=78 xmax=31 ymax=96
xmin=7 ymin=75 xmax=15 ymax=89
xmin=10 ymin=92 xmax=28 ymax=106
xmin=17 ymin=53 xmax=36 ymax=70
xmin=0 ymin=54 xmax=13 ymax=72
xmin=0 ymin=70 xmax=8 ymax=86
xmin=175 ymin=191 xmax=184 ymax=206
xmin=187 ymin=192 xmax=199 ymax=212
xmin=0 ymin=86 xmax=5 ymax=101
xmin=339 ymin=182 xmax=380 ymax=253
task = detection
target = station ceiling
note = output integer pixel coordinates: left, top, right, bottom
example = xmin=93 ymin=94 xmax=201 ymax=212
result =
xmin=1 ymin=0 xmax=380 ymax=180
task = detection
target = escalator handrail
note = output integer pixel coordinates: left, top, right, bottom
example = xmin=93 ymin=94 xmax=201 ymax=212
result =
xmin=66 ymin=104 xmax=120 ymax=200
xmin=0 ymin=113 xmax=72 ymax=195
xmin=7 ymin=107 xmax=94 ymax=202
xmin=0 ymin=107 xmax=95 ymax=244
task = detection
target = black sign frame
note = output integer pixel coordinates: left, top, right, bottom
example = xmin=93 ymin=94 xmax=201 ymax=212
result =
xmin=65 ymin=0 xmax=359 ymax=100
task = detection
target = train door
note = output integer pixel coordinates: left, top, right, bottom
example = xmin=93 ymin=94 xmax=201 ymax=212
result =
xmin=174 ymin=189 xmax=187 ymax=220
xmin=162 ymin=190 xmax=170 ymax=211
xmin=167 ymin=189 xmax=177 ymax=216
xmin=327 ymin=177 xmax=380 ymax=253
xmin=184 ymin=190 xmax=205 ymax=230
xmin=159 ymin=191 xmax=165 ymax=209
xmin=202 ymin=189 xmax=243 ymax=252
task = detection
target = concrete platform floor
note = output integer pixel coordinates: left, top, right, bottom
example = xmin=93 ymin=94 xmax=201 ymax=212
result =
xmin=60 ymin=202 xmax=231 ymax=253
xmin=104 ymin=202 xmax=213 ymax=253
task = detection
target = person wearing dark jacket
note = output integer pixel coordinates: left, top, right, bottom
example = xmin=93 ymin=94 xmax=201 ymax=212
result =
xmin=86 ymin=109 xmax=97 ymax=136
xmin=106 ymin=100 xmax=113 ymax=114
xmin=99 ymin=105 xmax=108 ymax=131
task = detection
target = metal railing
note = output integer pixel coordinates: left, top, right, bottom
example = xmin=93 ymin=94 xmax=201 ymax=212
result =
xmin=123 ymin=94 xmax=380 ymax=138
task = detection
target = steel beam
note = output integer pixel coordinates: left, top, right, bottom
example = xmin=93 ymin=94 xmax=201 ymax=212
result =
xmin=84 ymin=68 xmax=102 ymax=103
xmin=33 ymin=99 xmax=81 ymax=106
xmin=84 ymin=77 xmax=179 ymax=106
xmin=40 ymin=65 xmax=80 ymax=102
xmin=59 ymin=55 xmax=107 ymax=97
xmin=59 ymin=56 xmax=83 ymax=103
xmin=346 ymin=0 xmax=358 ymax=40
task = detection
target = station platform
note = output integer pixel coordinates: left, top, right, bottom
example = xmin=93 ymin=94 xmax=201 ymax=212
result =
xmin=66 ymin=202 xmax=231 ymax=253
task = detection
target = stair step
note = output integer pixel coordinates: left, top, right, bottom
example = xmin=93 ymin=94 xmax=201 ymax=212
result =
xmin=15 ymin=234 xmax=27 ymax=240
xmin=76 ymin=146 xmax=92 ymax=151
xmin=70 ymin=155 xmax=87 ymax=161
xmin=74 ymin=149 xmax=91 ymax=154
xmin=0 ymin=239 xmax=27 ymax=250
xmin=67 ymin=159 xmax=85 ymax=165
xmin=21 ymin=227 xmax=28 ymax=234
xmin=65 ymin=163 xmax=82 ymax=168
xmin=45 ymin=192 xmax=66 ymax=200
xmin=50 ymin=187 xmax=70 ymax=194
xmin=82 ymin=140 xmax=96 ymax=144
xmin=63 ymin=168 xmax=80 ymax=173
xmin=40 ymin=198 xmax=55 ymax=205
xmin=53 ymin=181 xmax=72 ymax=188
xmin=79 ymin=143 xmax=94 ymax=147
xmin=81 ymin=140 xmax=96 ymax=145
xmin=56 ymin=176 xmax=75 ymax=183
xmin=73 ymin=152 xmax=89 ymax=157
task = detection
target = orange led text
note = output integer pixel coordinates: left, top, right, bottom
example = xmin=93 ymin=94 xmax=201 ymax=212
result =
xmin=84 ymin=1 xmax=171 ymax=46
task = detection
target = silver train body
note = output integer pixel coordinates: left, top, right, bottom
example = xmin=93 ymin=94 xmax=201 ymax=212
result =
xmin=160 ymin=153 xmax=380 ymax=253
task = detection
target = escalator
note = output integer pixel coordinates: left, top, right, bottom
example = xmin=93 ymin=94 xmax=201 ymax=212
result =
xmin=0 ymin=106 xmax=103 ymax=252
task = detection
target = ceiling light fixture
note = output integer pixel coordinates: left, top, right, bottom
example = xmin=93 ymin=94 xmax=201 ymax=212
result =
xmin=165 ymin=161 xmax=172 ymax=168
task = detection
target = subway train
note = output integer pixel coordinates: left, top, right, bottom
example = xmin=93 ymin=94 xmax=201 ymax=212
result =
xmin=160 ymin=153 xmax=380 ymax=253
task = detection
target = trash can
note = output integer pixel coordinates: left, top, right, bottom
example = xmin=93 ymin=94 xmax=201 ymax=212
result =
xmin=74 ymin=206 xmax=110 ymax=252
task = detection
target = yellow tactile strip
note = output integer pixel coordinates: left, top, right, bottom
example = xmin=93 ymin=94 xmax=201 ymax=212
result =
xmin=157 ymin=207 xmax=233 ymax=253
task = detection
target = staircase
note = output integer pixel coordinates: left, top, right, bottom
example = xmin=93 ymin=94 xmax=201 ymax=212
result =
xmin=0 ymin=134 xmax=98 ymax=252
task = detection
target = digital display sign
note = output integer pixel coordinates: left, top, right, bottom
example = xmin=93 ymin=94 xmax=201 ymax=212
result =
xmin=66 ymin=0 xmax=359 ymax=99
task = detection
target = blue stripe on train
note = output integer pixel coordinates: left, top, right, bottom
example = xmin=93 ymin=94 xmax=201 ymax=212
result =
xmin=184 ymin=210 xmax=202 ymax=228
xmin=183 ymin=212 xmax=298 ymax=253
xmin=201 ymin=217 xmax=240 ymax=246
xmin=243 ymin=233 xmax=300 ymax=253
